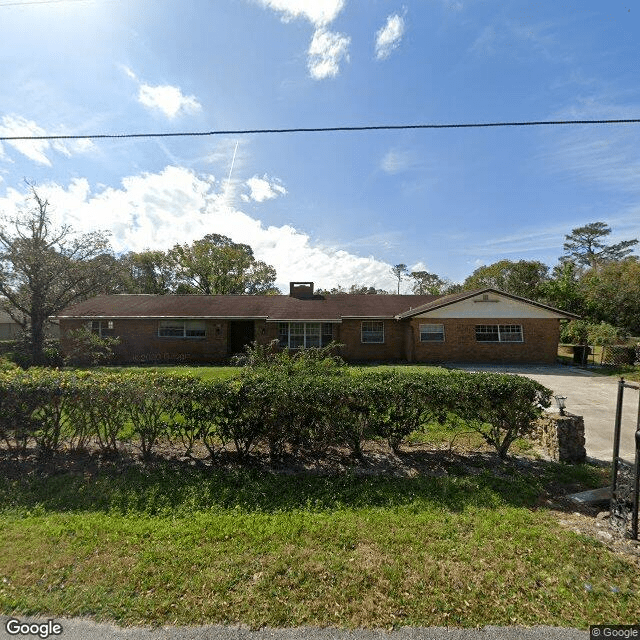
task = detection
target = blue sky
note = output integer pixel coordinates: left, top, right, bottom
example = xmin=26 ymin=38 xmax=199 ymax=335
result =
xmin=0 ymin=0 xmax=639 ymax=293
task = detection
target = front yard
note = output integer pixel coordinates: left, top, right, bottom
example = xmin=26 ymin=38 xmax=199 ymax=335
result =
xmin=1 ymin=362 xmax=638 ymax=629
xmin=1 ymin=434 xmax=638 ymax=629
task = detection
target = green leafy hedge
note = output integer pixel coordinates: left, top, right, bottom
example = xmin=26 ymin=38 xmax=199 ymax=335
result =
xmin=0 ymin=366 xmax=551 ymax=460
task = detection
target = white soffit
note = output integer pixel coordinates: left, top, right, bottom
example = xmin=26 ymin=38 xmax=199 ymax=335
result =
xmin=415 ymin=294 xmax=567 ymax=319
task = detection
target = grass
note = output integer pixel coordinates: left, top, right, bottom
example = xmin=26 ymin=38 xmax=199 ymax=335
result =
xmin=588 ymin=365 xmax=640 ymax=383
xmin=85 ymin=364 xmax=239 ymax=380
xmin=1 ymin=459 xmax=637 ymax=630
xmin=2 ymin=361 xmax=637 ymax=628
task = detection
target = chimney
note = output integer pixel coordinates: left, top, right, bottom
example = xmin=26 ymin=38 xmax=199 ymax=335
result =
xmin=289 ymin=282 xmax=314 ymax=298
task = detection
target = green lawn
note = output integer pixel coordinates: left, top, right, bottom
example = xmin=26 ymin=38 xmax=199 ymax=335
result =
xmin=1 ymin=461 xmax=637 ymax=629
xmin=84 ymin=363 xmax=449 ymax=378
xmin=3 ymin=361 xmax=638 ymax=628
xmin=83 ymin=364 xmax=239 ymax=380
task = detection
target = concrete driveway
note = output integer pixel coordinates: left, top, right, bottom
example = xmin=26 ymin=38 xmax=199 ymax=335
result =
xmin=449 ymin=363 xmax=639 ymax=463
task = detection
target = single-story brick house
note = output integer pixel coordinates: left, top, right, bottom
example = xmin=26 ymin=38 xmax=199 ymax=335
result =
xmin=56 ymin=282 xmax=578 ymax=365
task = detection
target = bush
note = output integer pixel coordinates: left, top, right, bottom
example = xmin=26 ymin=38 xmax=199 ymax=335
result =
xmin=0 ymin=366 xmax=554 ymax=462
xmin=124 ymin=372 xmax=183 ymax=460
xmin=2 ymin=337 xmax=63 ymax=369
xmin=560 ymin=319 xmax=625 ymax=346
xmin=0 ymin=357 xmax=18 ymax=372
xmin=171 ymin=377 xmax=224 ymax=459
xmin=63 ymin=328 xmax=120 ymax=366
xmin=232 ymin=339 xmax=346 ymax=374
xmin=449 ymin=371 xmax=552 ymax=458
xmin=0 ymin=368 xmax=81 ymax=457
xmin=0 ymin=369 xmax=40 ymax=453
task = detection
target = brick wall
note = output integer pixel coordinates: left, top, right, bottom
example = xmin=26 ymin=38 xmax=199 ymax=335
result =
xmin=60 ymin=318 xmax=230 ymax=364
xmin=60 ymin=315 xmax=562 ymax=365
xmin=335 ymin=319 xmax=409 ymax=361
xmin=409 ymin=317 xmax=561 ymax=364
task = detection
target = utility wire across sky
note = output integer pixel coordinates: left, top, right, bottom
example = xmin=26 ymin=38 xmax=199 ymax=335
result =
xmin=1 ymin=118 xmax=640 ymax=142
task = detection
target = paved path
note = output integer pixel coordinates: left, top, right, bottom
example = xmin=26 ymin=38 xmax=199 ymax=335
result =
xmin=450 ymin=363 xmax=639 ymax=463
xmin=0 ymin=617 xmax=591 ymax=640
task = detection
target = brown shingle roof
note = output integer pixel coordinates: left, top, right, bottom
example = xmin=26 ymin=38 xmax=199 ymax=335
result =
xmin=57 ymin=294 xmax=440 ymax=321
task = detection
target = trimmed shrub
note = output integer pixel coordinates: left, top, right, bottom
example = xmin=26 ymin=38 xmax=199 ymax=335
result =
xmin=124 ymin=372 xmax=183 ymax=461
xmin=449 ymin=372 xmax=552 ymax=458
xmin=365 ymin=371 xmax=436 ymax=454
xmin=0 ymin=369 xmax=40 ymax=453
xmin=0 ymin=366 xmax=554 ymax=463
xmin=171 ymin=377 xmax=224 ymax=460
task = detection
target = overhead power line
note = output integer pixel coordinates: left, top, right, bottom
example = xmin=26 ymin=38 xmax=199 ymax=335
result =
xmin=0 ymin=0 xmax=97 ymax=7
xmin=1 ymin=118 xmax=640 ymax=142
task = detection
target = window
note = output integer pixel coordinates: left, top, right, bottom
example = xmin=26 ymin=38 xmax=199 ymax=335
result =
xmin=158 ymin=320 xmax=206 ymax=338
xmin=278 ymin=322 xmax=333 ymax=348
xmin=475 ymin=324 xmax=523 ymax=343
xmin=420 ymin=323 xmax=445 ymax=342
xmin=361 ymin=321 xmax=384 ymax=344
xmin=89 ymin=320 xmax=114 ymax=337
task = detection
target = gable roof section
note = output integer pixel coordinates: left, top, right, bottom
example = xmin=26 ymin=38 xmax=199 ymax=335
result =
xmin=57 ymin=293 xmax=440 ymax=321
xmin=395 ymin=288 xmax=580 ymax=320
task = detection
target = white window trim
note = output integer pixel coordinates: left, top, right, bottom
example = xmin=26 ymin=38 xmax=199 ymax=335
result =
xmin=475 ymin=324 xmax=524 ymax=343
xmin=278 ymin=322 xmax=333 ymax=348
xmin=361 ymin=321 xmax=385 ymax=344
xmin=419 ymin=323 xmax=445 ymax=342
xmin=158 ymin=319 xmax=206 ymax=338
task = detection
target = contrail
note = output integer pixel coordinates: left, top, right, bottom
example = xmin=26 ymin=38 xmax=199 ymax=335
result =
xmin=226 ymin=140 xmax=239 ymax=193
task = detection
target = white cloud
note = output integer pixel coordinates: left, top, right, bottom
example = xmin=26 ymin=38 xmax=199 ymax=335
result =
xmin=242 ymin=174 xmax=287 ymax=202
xmin=381 ymin=149 xmax=415 ymax=174
xmin=121 ymin=65 xmax=138 ymax=80
xmin=137 ymin=84 xmax=202 ymax=119
xmin=375 ymin=13 xmax=405 ymax=60
xmin=0 ymin=166 xmax=404 ymax=292
xmin=308 ymin=28 xmax=350 ymax=79
xmin=252 ymin=1 xmax=349 ymax=80
xmin=254 ymin=0 xmax=345 ymax=27
xmin=0 ymin=115 xmax=52 ymax=166
xmin=0 ymin=115 xmax=97 ymax=166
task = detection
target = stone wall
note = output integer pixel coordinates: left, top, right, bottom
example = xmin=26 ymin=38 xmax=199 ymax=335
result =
xmin=532 ymin=411 xmax=586 ymax=463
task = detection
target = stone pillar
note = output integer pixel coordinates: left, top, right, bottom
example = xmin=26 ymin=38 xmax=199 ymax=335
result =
xmin=533 ymin=412 xmax=586 ymax=463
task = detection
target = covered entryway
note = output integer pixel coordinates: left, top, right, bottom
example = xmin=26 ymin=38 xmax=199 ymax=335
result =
xmin=229 ymin=320 xmax=255 ymax=354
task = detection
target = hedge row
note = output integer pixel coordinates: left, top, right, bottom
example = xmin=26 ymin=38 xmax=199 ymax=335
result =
xmin=0 ymin=367 xmax=552 ymax=460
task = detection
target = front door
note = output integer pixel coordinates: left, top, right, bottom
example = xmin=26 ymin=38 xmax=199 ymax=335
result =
xmin=229 ymin=320 xmax=255 ymax=354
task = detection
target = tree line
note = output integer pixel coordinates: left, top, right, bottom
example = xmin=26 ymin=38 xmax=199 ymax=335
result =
xmin=1 ymin=187 xmax=638 ymax=365
xmin=384 ymin=222 xmax=639 ymax=337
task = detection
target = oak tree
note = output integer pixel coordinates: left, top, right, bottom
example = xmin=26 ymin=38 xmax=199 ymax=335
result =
xmin=0 ymin=187 xmax=114 ymax=365
xmin=169 ymin=233 xmax=278 ymax=295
